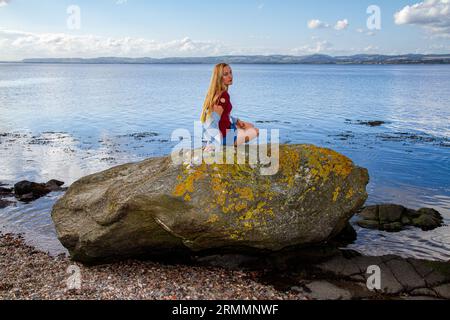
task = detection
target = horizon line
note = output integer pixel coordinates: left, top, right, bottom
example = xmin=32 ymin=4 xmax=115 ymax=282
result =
xmin=1 ymin=52 xmax=449 ymax=64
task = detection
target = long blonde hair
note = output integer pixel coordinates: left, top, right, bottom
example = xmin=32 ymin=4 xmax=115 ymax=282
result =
xmin=200 ymin=63 xmax=230 ymax=123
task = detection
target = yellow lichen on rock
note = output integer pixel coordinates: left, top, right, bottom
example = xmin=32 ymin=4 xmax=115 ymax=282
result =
xmin=172 ymin=144 xmax=356 ymax=242
xmin=279 ymin=145 xmax=301 ymax=188
xmin=346 ymin=187 xmax=354 ymax=199
xmin=172 ymin=151 xmax=279 ymax=240
xmin=207 ymin=214 xmax=219 ymax=224
xmin=303 ymin=145 xmax=353 ymax=183
xmin=333 ymin=186 xmax=341 ymax=202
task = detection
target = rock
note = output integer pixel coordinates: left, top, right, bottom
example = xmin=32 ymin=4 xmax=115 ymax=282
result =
xmin=0 ymin=187 xmax=14 ymax=196
xmin=14 ymin=181 xmax=51 ymax=201
xmin=378 ymin=204 xmax=405 ymax=223
xmin=45 ymin=179 xmax=65 ymax=191
xmin=356 ymin=204 xmax=443 ymax=232
xmin=51 ymin=144 xmax=369 ymax=263
xmin=0 ymin=199 xmax=15 ymax=209
xmin=433 ymin=284 xmax=450 ymax=299
xmin=266 ymin=250 xmax=450 ymax=300
xmin=384 ymin=259 xmax=426 ymax=291
xmin=346 ymin=120 xmax=387 ymax=127
xmin=383 ymin=222 xmax=404 ymax=232
xmin=356 ymin=219 xmax=380 ymax=230
xmin=410 ymin=288 xmax=438 ymax=298
xmin=357 ymin=120 xmax=386 ymax=127
xmin=14 ymin=179 xmax=66 ymax=202
xmin=412 ymin=208 xmax=444 ymax=231
xmin=329 ymin=223 xmax=357 ymax=246
xmin=304 ymin=281 xmax=352 ymax=300
xmin=357 ymin=205 xmax=378 ymax=220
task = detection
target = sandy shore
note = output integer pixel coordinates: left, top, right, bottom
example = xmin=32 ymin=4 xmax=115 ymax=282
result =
xmin=0 ymin=233 xmax=307 ymax=300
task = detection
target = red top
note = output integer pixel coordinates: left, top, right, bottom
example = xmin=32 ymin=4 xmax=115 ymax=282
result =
xmin=217 ymin=91 xmax=233 ymax=138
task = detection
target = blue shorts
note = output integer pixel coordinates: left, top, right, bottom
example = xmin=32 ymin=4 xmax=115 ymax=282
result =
xmin=222 ymin=122 xmax=238 ymax=146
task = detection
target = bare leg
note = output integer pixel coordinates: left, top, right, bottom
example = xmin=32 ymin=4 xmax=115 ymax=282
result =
xmin=234 ymin=127 xmax=260 ymax=146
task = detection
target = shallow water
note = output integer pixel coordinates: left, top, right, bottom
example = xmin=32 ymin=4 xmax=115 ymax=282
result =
xmin=0 ymin=63 xmax=449 ymax=260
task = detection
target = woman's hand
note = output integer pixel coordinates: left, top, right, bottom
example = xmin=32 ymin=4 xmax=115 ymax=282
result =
xmin=236 ymin=119 xmax=247 ymax=130
xmin=213 ymin=104 xmax=224 ymax=116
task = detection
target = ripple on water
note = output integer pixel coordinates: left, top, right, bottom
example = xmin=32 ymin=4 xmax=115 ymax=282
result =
xmin=0 ymin=192 xmax=68 ymax=256
xmin=348 ymin=224 xmax=450 ymax=261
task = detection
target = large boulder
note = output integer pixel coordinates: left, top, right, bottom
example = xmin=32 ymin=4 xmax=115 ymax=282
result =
xmin=51 ymin=144 xmax=369 ymax=263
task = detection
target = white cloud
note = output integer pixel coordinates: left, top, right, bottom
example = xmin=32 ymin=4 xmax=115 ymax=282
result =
xmin=291 ymin=40 xmax=333 ymax=54
xmin=0 ymin=29 xmax=235 ymax=60
xmin=364 ymin=45 xmax=379 ymax=52
xmin=394 ymin=0 xmax=450 ymax=37
xmin=307 ymin=19 xmax=330 ymax=29
xmin=0 ymin=0 xmax=10 ymax=7
xmin=334 ymin=19 xmax=349 ymax=30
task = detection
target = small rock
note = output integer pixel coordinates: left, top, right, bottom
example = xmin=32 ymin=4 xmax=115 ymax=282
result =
xmin=0 ymin=199 xmax=15 ymax=209
xmin=45 ymin=179 xmax=65 ymax=191
xmin=378 ymin=204 xmax=405 ymax=223
xmin=356 ymin=204 xmax=443 ymax=232
xmin=14 ymin=181 xmax=51 ymax=200
xmin=13 ymin=179 xmax=66 ymax=202
xmin=0 ymin=187 xmax=14 ymax=196
xmin=304 ymin=281 xmax=352 ymax=300
xmin=412 ymin=208 xmax=444 ymax=231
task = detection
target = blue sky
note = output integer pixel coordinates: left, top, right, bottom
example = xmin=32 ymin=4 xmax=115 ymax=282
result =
xmin=0 ymin=0 xmax=449 ymax=60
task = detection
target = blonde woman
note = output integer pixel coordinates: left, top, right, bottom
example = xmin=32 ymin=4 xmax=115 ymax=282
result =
xmin=201 ymin=63 xmax=259 ymax=150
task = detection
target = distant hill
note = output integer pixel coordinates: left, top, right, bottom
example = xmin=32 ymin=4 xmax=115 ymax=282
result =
xmin=20 ymin=54 xmax=450 ymax=65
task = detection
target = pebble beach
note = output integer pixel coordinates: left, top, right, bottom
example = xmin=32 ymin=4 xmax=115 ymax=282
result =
xmin=0 ymin=233 xmax=307 ymax=300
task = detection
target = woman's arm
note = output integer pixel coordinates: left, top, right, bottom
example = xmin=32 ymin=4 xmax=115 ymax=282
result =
xmin=213 ymin=104 xmax=224 ymax=116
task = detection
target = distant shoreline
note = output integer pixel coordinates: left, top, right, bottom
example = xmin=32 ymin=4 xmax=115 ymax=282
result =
xmin=1 ymin=53 xmax=449 ymax=65
xmin=1 ymin=62 xmax=450 ymax=66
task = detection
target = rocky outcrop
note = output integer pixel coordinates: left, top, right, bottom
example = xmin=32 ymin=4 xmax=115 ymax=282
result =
xmin=51 ymin=144 xmax=369 ymax=264
xmin=14 ymin=179 xmax=67 ymax=202
xmin=195 ymin=247 xmax=450 ymax=300
xmin=287 ymin=250 xmax=450 ymax=300
xmin=356 ymin=204 xmax=444 ymax=232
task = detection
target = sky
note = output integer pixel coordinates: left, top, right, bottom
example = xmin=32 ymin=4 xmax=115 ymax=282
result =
xmin=0 ymin=0 xmax=449 ymax=60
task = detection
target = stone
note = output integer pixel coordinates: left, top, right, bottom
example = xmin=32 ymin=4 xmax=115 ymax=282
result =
xmin=304 ymin=281 xmax=352 ymax=300
xmin=51 ymin=144 xmax=370 ymax=264
xmin=0 ymin=187 xmax=14 ymax=196
xmin=378 ymin=264 xmax=405 ymax=295
xmin=14 ymin=180 xmax=51 ymax=199
xmin=358 ymin=206 xmax=378 ymax=220
xmin=410 ymin=288 xmax=438 ymax=298
xmin=45 ymin=179 xmax=65 ymax=191
xmin=384 ymin=259 xmax=426 ymax=291
xmin=378 ymin=204 xmax=405 ymax=223
xmin=382 ymin=222 xmax=404 ymax=232
xmin=317 ymin=254 xmax=361 ymax=277
xmin=0 ymin=199 xmax=15 ymax=209
xmin=13 ymin=179 xmax=66 ymax=202
xmin=433 ymin=284 xmax=450 ymax=299
xmin=356 ymin=220 xmax=379 ymax=230
xmin=412 ymin=208 xmax=444 ymax=231
xmin=356 ymin=204 xmax=443 ymax=232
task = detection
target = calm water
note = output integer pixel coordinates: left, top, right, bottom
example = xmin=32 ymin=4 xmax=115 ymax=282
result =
xmin=0 ymin=63 xmax=449 ymax=261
